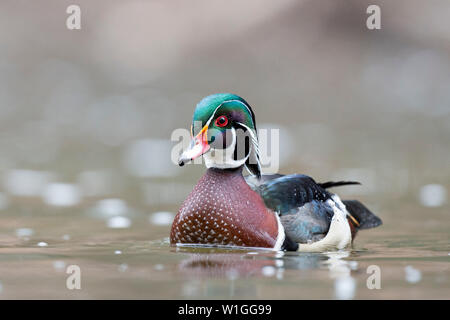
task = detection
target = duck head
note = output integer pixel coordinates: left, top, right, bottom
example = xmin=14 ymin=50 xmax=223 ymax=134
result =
xmin=178 ymin=93 xmax=261 ymax=178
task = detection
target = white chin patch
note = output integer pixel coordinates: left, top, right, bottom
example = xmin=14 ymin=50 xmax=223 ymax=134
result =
xmin=204 ymin=128 xmax=249 ymax=169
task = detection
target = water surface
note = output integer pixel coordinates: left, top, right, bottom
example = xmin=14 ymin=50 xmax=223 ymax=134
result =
xmin=0 ymin=198 xmax=448 ymax=299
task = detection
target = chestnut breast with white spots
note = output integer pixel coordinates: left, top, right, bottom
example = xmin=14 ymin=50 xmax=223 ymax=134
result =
xmin=170 ymin=168 xmax=279 ymax=248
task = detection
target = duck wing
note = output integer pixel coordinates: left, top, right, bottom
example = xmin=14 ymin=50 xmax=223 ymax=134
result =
xmin=246 ymin=174 xmax=360 ymax=191
xmin=246 ymin=174 xmax=382 ymax=244
xmin=251 ymin=174 xmax=335 ymax=244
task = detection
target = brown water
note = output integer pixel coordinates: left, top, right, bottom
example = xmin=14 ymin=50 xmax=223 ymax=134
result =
xmin=0 ymin=196 xmax=448 ymax=299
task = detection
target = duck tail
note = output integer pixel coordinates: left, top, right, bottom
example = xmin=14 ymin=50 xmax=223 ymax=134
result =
xmin=318 ymin=181 xmax=361 ymax=189
xmin=343 ymin=200 xmax=382 ymax=230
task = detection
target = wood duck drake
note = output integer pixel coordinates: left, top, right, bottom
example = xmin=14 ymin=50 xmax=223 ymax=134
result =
xmin=170 ymin=93 xmax=382 ymax=252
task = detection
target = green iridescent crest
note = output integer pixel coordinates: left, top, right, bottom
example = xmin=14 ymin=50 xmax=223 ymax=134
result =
xmin=191 ymin=93 xmax=256 ymax=136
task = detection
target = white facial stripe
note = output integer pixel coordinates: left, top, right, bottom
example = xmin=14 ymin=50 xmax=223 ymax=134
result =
xmin=236 ymin=121 xmax=261 ymax=175
xmin=204 ymin=127 xmax=249 ymax=169
xmin=236 ymin=122 xmax=259 ymax=153
xmin=199 ymin=99 xmax=255 ymax=170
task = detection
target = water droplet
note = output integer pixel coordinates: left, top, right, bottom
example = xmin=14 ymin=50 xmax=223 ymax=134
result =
xmin=275 ymin=260 xmax=284 ymax=268
xmin=15 ymin=228 xmax=34 ymax=238
xmin=149 ymin=211 xmax=174 ymax=226
xmin=114 ymin=250 xmax=122 ymax=255
xmin=261 ymin=266 xmax=276 ymax=277
xmin=4 ymin=169 xmax=53 ymax=196
xmin=95 ymin=198 xmax=128 ymax=217
xmin=154 ymin=264 xmax=164 ymax=271
xmin=42 ymin=183 xmax=81 ymax=207
xmin=37 ymin=242 xmax=48 ymax=247
xmin=107 ymin=216 xmax=131 ymax=229
xmin=53 ymin=261 xmax=66 ymax=271
xmin=334 ymin=276 xmax=356 ymax=300
xmin=348 ymin=261 xmax=358 ymax=270
xmin=419 ymin=184 xmax=447 ymax=207
xmin=405 ymin=265 xmax=422 ymax=284
xmin=118 ymin=263 xmax=128 ymax=272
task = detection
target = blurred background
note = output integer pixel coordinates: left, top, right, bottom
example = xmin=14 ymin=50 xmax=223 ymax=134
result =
xmin=0 ymin=0 xmax=448 ymax=299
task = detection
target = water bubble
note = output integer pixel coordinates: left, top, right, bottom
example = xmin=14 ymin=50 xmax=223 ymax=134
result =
xmin=405 ymin=265 xmax=422 ymax=284
xmin=62 ymin=234 xmax=71 ymax=241
xmin=149 ymin=211 xmax=174 ymax=226
xmin=107 ymin=216 xmax=131 ymax=229
xmin=15 ymin=228 xmax=34 ymax=238
xmin=37 ymin=242 xmax=48 ymax=247
xmin=42 ymin=183 xmax=81 ymax=207
xmin=334 ymin=276 xmax=356 ymax=300
xmin=114 ymin=250 xmax=122 ymax=255
xmin=419 ymin=184 xmax=447 ymax=207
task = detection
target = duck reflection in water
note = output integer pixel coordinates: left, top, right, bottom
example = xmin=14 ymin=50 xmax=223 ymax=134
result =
xmin=175 ymin=247 xmax=358 ymax=299
xmin=175 ymin=247 xmax=357 ymax=281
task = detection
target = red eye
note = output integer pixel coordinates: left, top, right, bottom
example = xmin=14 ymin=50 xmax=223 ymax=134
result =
xmin=215 ymin=115 xmax=228 ymax=127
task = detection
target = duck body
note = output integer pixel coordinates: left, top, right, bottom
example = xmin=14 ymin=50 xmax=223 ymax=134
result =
xmin=170 ymin=167 xmax=283 ymax=249
xmin=171 ymin=93 xmax=382 ymax=252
